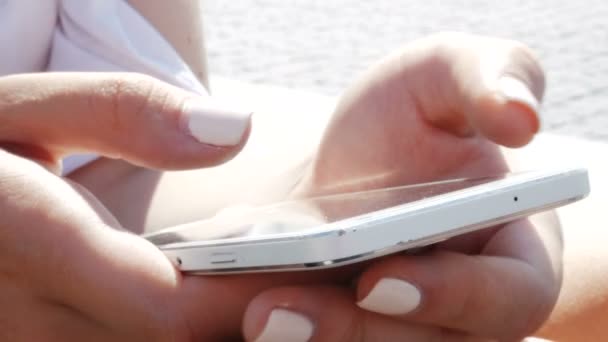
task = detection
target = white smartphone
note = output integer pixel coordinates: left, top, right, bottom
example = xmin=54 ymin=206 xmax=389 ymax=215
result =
xmin=144 ymin=168 xmax=589 ymax=274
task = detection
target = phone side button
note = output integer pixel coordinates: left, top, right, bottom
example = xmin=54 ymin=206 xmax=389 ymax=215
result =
xmin=210 ymin=252 xmax=237 ymax=264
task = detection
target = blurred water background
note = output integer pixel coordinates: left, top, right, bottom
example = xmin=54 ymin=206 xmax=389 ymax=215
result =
xmin=204 ymin=0 xmax=608 ymax=141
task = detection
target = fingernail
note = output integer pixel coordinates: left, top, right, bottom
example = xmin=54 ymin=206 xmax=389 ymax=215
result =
xmin=254 ymin=309 xmax=314 ymax=342
xmin=496 ymin=76 xmax=540 ymax=114
xmin=182 ymin=97 xmax=252 ymax=146
xmin=357 ymin=278 xmax=421 ymax=315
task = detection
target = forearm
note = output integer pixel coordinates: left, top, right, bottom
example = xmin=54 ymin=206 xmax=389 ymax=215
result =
xmin=127 ymin=0 xmax=209 ymax=89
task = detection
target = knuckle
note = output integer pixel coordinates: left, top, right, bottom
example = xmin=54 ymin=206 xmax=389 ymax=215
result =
xmin=450 ymin=276 xmax=480 ymax=326
xmin=438 ymin=256 xmax=486 ymax=326
xmin=411 ymin=32 xmax=474 ymax=75
xmin=90 ymin=73 xmax=161 ymax=132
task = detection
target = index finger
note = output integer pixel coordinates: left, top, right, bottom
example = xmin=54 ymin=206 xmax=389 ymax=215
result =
xmin=0 ymin=72 xmax=252 ymax=169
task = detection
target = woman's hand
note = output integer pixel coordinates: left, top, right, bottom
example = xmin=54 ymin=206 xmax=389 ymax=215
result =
xmin=0 ymin=72 xmax=350 ymax=341
xmin=242 ymin=33 xmax=558 ymax=341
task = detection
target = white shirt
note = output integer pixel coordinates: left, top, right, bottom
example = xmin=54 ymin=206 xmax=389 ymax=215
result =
xmin=0 ymin=0 xmax=207 ymax=173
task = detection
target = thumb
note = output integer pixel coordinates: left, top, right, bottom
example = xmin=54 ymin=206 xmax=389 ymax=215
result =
xmin=0 ymin=72 xmax=252 ymax=170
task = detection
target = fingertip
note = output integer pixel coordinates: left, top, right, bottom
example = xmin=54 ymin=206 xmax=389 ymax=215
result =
xmin=356 ymin=277 xmax=422 ymax=316
xmin=356 ymin=255 xmax=419 ymax=291
xmin=355 ymin=256 xmax=428 ymax=315
xmin=497 ymin=76 xmax=540 ymax=110
xmin=246 ymin=308 xmax=314 ymax=342
xmin=181 ymin=97 xmax=253 ymax=147
xmin=244 ymin=285 xmax=439 ymax=341
xmin=136 ymin=116 xmax=251 ymax=170
xmin=243 ymin=289 xmax=316 ymax=342
xmin=473 ymin=92 xmax=539 ymax=148
xmin=242 ymin=300 xmax=267 ymax=341
xmin=354 ymin=251 xmax=554 ymax=340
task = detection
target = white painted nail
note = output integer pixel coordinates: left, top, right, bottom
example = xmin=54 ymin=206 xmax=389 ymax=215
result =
xmin=357 ymin=278 xmax=421 ymax=315
xmin=255 ymin=309 xmax=314 ymax=342
xmin=496 ymin=76 xmax=540 ymax=114
xmin=182 ymin=97 xmax=252 ymax=146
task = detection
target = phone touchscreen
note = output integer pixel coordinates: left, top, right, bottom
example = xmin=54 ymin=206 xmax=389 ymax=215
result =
xmin=145 ymin=176 xmax=504 ymax=246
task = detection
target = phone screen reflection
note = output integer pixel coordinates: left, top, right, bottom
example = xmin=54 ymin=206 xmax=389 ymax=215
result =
xmin=145 ymin=177 xmax=498 ymax=246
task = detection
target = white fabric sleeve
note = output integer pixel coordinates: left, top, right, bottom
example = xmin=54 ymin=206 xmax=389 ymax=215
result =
xmin=48 ymin=0 xmax=208 ymax=174
xmin=0 ymin=0 xmax=58 ymax=75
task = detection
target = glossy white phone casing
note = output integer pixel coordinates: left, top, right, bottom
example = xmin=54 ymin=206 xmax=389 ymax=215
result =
xmin=146 ymin=168 xmax=589 ymax=274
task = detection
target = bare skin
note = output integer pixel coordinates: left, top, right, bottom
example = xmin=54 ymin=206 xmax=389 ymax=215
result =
xmin=503 ymin=135 xmax=608 ymax=341
xmin=0 ymin=72 xmax=354 ymax=341
xmin=68 ymin=31 xmax=608 ymax=340
xmin=0 ymin=1 xmax=605 ymax=339
xmin=67 ymin=33 xmax=563 ymax=341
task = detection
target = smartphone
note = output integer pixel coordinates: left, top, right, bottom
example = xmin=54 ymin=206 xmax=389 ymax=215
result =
xmin=144 ymin=168 xmax=589 ymax=274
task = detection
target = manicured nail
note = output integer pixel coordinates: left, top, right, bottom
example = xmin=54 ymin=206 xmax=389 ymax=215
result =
xmin=182 ymin=97 xmax=252 ymax=146
xmin=496 ymin=76 xmax=540 ymax=114
xmin=254 ymin=309 xmax=314 ymax=342
xmin=357 ymin=278 xmax=421 ymax=315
